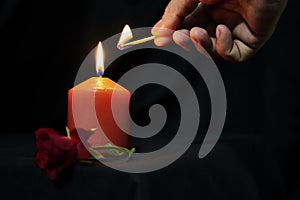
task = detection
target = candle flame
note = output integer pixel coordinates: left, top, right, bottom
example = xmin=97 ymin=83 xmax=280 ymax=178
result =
xmin=96 ymin=41 xmax=104 ymax=76
xmin=117 ymin=24 xmax=133 ymax=50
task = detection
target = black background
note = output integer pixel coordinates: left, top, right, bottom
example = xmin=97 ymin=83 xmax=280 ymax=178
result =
xmin=0 ymin=0 xmax=299 ymax=199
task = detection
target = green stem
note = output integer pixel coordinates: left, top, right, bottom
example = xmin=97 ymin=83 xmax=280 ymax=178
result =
xmin=92 ymin=145 xmax=132 ymax=152
xmin=65 ymin=126 xmax=71 ymax=139
xmin=92 ymin=145 xmax=135 ymax=159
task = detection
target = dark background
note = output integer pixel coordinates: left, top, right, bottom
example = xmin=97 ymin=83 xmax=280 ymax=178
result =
xmin=0 ymin=0 xmax=299 ymax=199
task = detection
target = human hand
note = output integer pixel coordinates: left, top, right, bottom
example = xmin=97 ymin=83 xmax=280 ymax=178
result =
xmin=151 ymin=0 xmax=288 ymax=62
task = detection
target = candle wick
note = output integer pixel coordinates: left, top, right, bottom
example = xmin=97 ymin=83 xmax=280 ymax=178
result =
xmin=97 ymin=70 xmax=104 ymax=77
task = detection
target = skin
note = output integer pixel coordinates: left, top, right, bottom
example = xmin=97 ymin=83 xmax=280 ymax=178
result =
xmin=151 ymin=0 xmax=288 ymax=62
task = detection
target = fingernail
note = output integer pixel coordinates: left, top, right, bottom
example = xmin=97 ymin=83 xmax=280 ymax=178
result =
xmin=154 ymin=36 xmax=172 ymax=46
xmin=173 ymin=31 xmax=193 ymax=51
xmin=152 ymin=26 xmax=174 ymax=37
xmin=151 ymin=20 xmax=162 ymax=35
xmin=154 ymin=19 xmax=162 ymax=28
xmin=173 ymin=31 xmax=189 ymax=42
xmin=216 ymin=28 xmax=221 ymax=38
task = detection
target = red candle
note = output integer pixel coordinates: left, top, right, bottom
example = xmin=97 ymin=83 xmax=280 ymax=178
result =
xmin=67 ymin=42 xmax=130 ymax=148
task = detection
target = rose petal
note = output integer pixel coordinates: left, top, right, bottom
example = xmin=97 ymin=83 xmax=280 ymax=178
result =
xmin=34 ymin=127 xmax=77 ymax=180
xmin=76 ymin=142 xmax=90 ymax=159
xmin=35 ymin=150 xmax=50 ymax=169
xmin=46 ymin=168 xmax=58 ymax=180
xmin=53 ymin=136 xmax=76 ymax=150
xmin=35 ymin=128 xmax=60 ymax=149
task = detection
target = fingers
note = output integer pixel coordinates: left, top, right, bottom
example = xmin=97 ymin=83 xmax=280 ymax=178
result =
xmin=154 ymin=24 xmax=257 ymax=62
xmin=154 ymin=36 xmax=173 ymax=47
xmin=189 ymin=24 xmax=256 ymax=62
xmin=151 ymin=0 xmax=199 ymax=45
xmin=152 ymin=20 xmax=174 ymax=46
xmin=173 ymin=29 xmax=194 ymax=51
xmin=232 ymin=22 xmax=264 ymax=49
xmin=215 ymin=24 xmax=254 ymax=62
xmin=151 ymin=0 xmax=222 ymax=47
xmin=173 ymin=28 xmax=215 ymax=59
xmin=190 ymin=27 xmax=214 ymax=57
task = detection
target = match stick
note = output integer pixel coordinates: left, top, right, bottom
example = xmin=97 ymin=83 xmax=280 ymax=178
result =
xmin=118 ymin=36 xmax=155 ymax=50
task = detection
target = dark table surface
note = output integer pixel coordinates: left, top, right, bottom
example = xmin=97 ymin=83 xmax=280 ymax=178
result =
xmin=1 ymin=131 xmax=299 ymax=200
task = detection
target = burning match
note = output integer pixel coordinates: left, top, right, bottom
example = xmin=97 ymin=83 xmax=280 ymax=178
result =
xmin=117 ymin=24 xmax=155 ymax=50
xmin=118 ymin=36 xmax=155 ymax=50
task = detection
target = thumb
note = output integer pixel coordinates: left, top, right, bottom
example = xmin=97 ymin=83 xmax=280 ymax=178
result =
xmin=200 ymin=0 xmax=222 ymax=5
xmin=161 ymin=0 xmax=199 ymax=30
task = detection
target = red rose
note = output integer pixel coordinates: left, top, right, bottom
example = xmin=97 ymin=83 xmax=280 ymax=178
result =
xmin=35 ymin=128 xmax=77 ymax=180
xmin=70 ymin=128 xmax=94 ymax=159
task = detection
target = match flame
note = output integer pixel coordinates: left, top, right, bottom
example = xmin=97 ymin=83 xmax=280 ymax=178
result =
xmin=96 ymin=41 xmax=104 ymax=76
xmin=117 ymin=24 xmax=133 ymax=50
